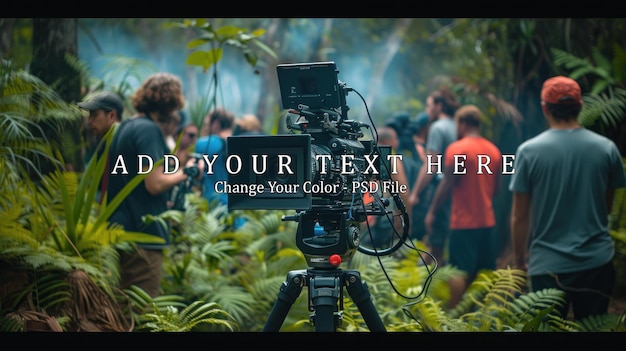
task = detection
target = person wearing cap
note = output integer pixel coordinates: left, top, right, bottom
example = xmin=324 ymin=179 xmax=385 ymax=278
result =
xmin=424 ymin=105 xmax=502 ymax=308
xmin=78 ymin=91 xmax=124 ymax=165
xmin=509 ymin=76 xmax=626 ymax=320
xmin=78 ymin=91 xmax=124 ymax=138
xmin=78 ymin=91 xmax=125 ymax=203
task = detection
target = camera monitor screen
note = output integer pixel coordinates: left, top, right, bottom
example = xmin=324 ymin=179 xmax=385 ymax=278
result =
xmin=277 ymin=62 xmax=341 ymax=111
xmin=227 ymin=134 xmax=312 ymax=210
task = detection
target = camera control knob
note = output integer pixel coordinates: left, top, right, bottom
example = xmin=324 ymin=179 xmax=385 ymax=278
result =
xmin=329 ymin=254 xmax=342 ymax=267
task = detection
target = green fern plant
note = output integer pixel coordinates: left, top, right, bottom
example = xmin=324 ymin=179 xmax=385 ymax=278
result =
xmin=158 ymin=187 xmax=625 ymax=332
xmin=125 ymin=285 xmax=236 ymax=332
xmin=0 ymin=59 xmax=174 ymax=331
xmin=159 ymin=195 xmax=305 ymax=331
xmin=551 ymin=47 xmax=626 ymax=132
xmin=1 ymin=129 xmax=166 ymax=277
xmin=575 ymin=311 xmax=623 ymax=332
xmin=0 ymin=59 xmax=71 ymax=182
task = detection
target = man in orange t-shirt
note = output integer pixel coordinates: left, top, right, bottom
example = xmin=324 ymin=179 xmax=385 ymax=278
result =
xmin=425 ymin=105 xmax=502 ymax=308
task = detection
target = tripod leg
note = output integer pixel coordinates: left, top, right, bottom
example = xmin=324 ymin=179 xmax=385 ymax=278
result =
xmin=263 ymin=270 xmax=306 ymax=332
xmin=344 ymin=270 xmax=387 ymax=332
xmin=309 ymin=275 xmax=341 ymax=332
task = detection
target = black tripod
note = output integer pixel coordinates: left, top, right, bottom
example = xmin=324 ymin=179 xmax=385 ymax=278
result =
xmin=262 ymin=210 xmax=387 ymax=332
xmin=263 ymin=267 xmax=386 ymax=332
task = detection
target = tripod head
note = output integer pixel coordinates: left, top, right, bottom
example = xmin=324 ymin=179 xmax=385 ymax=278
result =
xmin=283 ymin=209 xmax=361 ymax=269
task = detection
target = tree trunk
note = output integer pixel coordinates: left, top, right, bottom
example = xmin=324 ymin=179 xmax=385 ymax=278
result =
xmin=0 ymin=18 xmax=17 ymax=59
xmin=256 ymin=18 xmax=289 ymax=133
xmin=30 ymin=18 xmax=84 ymax=173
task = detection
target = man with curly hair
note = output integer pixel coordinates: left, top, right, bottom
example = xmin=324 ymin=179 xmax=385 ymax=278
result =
xmin=106 ymin=72 xmax=202 ymax=297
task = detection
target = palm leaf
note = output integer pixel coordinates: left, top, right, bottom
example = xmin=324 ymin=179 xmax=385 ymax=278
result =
xmin=0 ymin=60 xmax=66 ymax=180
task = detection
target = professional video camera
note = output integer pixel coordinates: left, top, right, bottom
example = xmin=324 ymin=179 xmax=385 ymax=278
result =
xmin=227 ymin=62 xmax=409 ymax=269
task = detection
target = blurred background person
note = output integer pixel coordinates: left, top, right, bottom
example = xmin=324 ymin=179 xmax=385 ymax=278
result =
xmin=384 ymin=111 xmax=421 ymax=241
xmin=412 ymin=111 xmax=430 ymax=165
xmin=385 ymin=111 xmax=420 ymax=162
xmin=161 ymin=109 xmax=182 ymax=151
xmin=173 ymin=111 xmax=199 ymax=165
xmin=409 ymin=87 xmax=460 ymax=266
xmin=362 ymin=126 xmax=412 ymax=249
xmin=233 ymin=113 xmax=264 ymax=136
xmin=79 ymin=91 xmax=124 ymax=165
xmin=510 ymin=76 xmax=626 ymax=320
xmin=408 ymin=111 xmax=434 ymax=241
xmin=195 ymin=108 xmax=236 ymax=207
xmin=425 ymin=105 xmax=502 ymax=308
xmin=77 ymin=91 xmax=124 ymax=204
xmin=106 ymin=72 xmax=201 ymax=297
xmin=168 ymin=113 xmax=201 ymax=210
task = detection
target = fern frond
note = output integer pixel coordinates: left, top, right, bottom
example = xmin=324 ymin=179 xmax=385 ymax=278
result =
xmin=137 ymin=300 xmax=236 ymax=332
xmin=199 ymin=284 xmax=255 ymax=325
xmin=511 ymin=288 xmax=566 ymax=318
xmin=404 ymin=295 xmax=449 ymax=332
xmin=577 ymin=312 xmax=622 ymax=332
xmin=579 ymin=87 xmax=626 ymax=129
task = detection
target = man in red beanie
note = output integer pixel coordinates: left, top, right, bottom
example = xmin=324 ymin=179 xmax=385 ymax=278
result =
xmin=509 ymin=76 xmax=626 ymax=320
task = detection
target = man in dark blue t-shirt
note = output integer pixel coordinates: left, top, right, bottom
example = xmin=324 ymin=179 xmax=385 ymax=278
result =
xmin=107 ymin=72 xmax=201 ymax=298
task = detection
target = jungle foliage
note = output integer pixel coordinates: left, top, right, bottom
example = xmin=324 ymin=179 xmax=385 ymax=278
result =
xmin=1 ymin=18 xmax=626 ymax=333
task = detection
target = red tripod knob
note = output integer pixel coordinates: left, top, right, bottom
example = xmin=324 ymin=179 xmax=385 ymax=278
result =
xmin=329 ymin=254 xmax=342 ymax=267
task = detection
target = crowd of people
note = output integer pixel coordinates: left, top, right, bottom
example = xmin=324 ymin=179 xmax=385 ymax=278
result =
xmin=76 ymin=72 xmax=625 ymax=321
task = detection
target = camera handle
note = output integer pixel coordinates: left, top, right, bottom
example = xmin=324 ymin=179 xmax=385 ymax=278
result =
xmin=263 ymin=268 xmax=386 ymax=332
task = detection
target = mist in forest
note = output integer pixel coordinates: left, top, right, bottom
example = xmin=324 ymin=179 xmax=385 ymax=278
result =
xmin=77 ymin=19 xmax=407 ymax=127
xmin=77 ymin=23 xmax=263 ymax=117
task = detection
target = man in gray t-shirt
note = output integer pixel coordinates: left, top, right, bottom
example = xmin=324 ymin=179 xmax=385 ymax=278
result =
xmin=409 ymin=88 xmax=459 ymax=266
xmin=509 ymin=76 xmax=626 ymax=320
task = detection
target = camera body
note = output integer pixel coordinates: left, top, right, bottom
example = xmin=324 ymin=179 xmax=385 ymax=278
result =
xmin=227 ymin=62 xmax=395 ymax=268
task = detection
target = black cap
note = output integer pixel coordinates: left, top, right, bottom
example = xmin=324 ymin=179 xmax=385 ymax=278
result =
xmin=77 ymin=91 xmax=124 ymax=116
